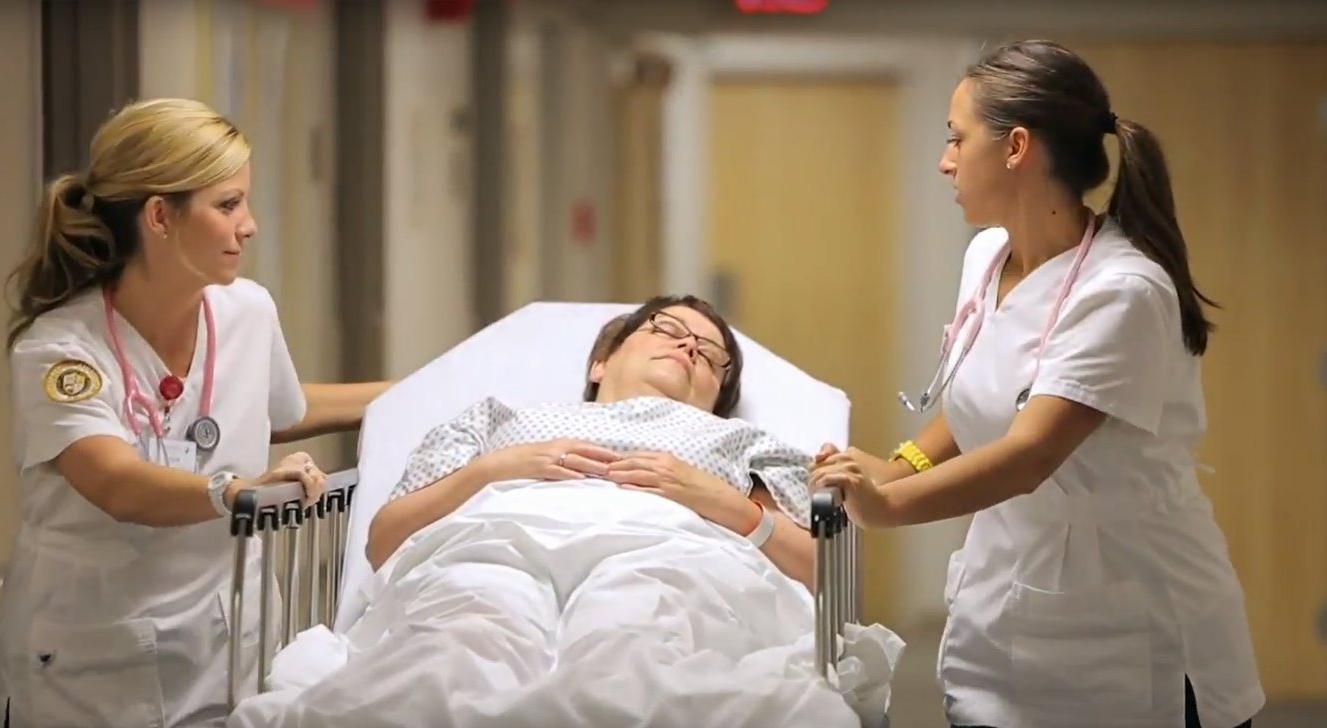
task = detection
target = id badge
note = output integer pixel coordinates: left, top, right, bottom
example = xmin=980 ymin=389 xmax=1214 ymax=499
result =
xmin=144 ymin=437 xmax=199 ymax=472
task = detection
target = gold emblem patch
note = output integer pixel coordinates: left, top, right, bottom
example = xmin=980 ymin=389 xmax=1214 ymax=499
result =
xmin=44 ymin=360 xmax=102 ymax=403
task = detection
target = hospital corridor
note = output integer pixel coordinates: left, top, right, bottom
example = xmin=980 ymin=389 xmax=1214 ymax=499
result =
xmin=0 ymin=0 xmax=1325 ymax=726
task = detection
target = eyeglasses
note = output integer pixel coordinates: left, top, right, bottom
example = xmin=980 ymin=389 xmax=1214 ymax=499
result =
xmin=645 ymin=311 xmax=732 ymax=371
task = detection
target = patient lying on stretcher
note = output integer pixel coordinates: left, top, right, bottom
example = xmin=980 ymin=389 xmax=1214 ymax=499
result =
xmin=227 ymin=295 xmax=900 ymax=728
xmin=366 ymin=294 xmax=816 ymax=586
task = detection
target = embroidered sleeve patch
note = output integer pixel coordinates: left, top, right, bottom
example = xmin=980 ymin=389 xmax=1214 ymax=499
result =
xmin=44 ymin=360 xmax=103 ymax=403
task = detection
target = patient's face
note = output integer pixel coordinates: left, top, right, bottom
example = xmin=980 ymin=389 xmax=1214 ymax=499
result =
xmin=592 ymin=305 xmax=727 ymax=411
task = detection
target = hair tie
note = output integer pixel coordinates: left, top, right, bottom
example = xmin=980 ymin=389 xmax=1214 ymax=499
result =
xmin=66 ymin=175 xmax=96 ymax=213
xmin=1102 ymin=111 xmax=1118 ymax=135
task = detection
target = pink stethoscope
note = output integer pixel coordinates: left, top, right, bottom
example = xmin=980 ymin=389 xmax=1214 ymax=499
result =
xmin=898 ymin=214 xmax=1098 ymax=413
xmin=102 ymin=287 xmax=222 ymax=452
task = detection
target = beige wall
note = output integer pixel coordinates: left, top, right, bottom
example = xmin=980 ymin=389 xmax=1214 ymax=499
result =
xmin=266 ymin=2 xmax=347 ymax=467
xmin=502 ymin=16 xmax=546 ymax=312
xmin=0 ymin=0 xmax=41 ymax=572
xmin=139 ymin=0 xmax=201 ymax=101
xmin=543 ymin=21 xmax=616 ymax=303
xmin=382 ymin=4 xmax=475 ymax=378
xmin=503 ymin=0 xmax=617 ymax=309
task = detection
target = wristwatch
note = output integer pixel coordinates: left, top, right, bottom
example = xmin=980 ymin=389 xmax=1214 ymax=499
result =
xmin=207 ymin=470 xmax=239 ymax=516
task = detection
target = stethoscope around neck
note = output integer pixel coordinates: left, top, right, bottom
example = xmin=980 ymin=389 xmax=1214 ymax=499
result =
xmin=897 ymin=214 xmax=1099 ymax=414
xmin=102 ymin=287 xmax=223 ymax=452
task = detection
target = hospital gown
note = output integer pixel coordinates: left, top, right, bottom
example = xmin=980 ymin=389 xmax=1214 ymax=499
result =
xmin=390 ymin=395 xmax=813 ymax=527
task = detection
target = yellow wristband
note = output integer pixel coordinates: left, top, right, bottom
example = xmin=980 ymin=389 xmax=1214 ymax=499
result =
xmin=892 ymin=440 xmax=934 ymax=473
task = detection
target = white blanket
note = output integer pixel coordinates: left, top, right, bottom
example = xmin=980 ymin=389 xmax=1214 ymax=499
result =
xmin=229 ymin=480 xmax=903 ymax=728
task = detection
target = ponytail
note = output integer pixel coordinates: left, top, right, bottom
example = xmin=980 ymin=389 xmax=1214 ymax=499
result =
xmin=6 ymin=174 xmax=135 ymax=349
xmin=1108 ymin=118 xmax=1217 ymax=355
xmin=965 ymin=41 xmax=1218 ymax=356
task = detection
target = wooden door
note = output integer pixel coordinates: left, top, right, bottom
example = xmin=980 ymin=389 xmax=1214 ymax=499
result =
xmin=708 ymin=79 xmax=903 ymax=623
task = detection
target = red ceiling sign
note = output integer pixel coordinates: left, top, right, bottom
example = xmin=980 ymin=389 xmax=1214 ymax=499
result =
xmin=425 ymin=0 xmax=474 ymax=22
xmin=734 ymin=0 xmax=830 ymax=14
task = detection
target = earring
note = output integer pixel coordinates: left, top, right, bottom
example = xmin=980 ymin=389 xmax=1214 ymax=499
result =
xmin=1006 ymin=161 xmax=1014 ymax=170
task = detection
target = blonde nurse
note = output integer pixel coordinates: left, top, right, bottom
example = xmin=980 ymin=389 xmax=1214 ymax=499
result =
xmin=1 ymin=99 xmax=388 ymax=726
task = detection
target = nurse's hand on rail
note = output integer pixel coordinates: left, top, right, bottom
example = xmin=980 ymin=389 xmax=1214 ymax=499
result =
xmin=227 ymin=451 xmax=329 ymax=508
xmin=473 ymin=439 xmax=621 ymax=483
xmin=809 ymin=445 xmax=883 ymax=526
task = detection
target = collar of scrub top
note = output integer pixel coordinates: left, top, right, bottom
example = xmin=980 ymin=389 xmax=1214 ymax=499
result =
xmin=101 ymin=286 xmax=217 ymax=440
xmin=897 ymin=213 xmax=1098 ymax=413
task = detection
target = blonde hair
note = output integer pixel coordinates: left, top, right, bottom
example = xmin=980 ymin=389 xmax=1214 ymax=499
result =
xmin=6 ymin=98 xmax=251 ymax=348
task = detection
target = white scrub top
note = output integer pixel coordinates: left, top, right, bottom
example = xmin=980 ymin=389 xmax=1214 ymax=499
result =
xmin=939 ymin=219 xmax=1264 ymax=728
xmin=0 ymin=278 xmax=305 ymax=727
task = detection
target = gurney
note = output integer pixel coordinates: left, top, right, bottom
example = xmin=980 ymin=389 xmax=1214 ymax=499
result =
xmin=224 ymin=302 xmax=873 ymax=720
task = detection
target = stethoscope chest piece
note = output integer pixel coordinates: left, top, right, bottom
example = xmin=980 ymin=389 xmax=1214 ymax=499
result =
xmin=187 ymin=416 xmax=221 ymax=452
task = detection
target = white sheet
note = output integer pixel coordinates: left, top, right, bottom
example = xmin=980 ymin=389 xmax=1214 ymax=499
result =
xmin=230 ymin=480 xmax=902 ymax=728
xmin=335 ymin=302 xmax=851 ymax=631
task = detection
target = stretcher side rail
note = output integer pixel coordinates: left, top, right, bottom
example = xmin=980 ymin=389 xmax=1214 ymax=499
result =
xmin=226 ymin=468 xmax=357 ymax=710
xmin=811 ymin=485 xmax=858 ymax=679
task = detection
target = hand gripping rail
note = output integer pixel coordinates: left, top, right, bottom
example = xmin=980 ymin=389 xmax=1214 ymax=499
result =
xmin=226 ymin=468 xmax=357 ymax=711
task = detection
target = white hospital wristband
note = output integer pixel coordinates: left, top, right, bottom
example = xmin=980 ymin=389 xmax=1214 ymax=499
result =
xmin=745 ymin=501 xmax=776 ymax=549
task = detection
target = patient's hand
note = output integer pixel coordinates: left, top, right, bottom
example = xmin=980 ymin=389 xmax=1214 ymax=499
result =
xmin=472 ymin=439 xmax=620 ymax=483
xmin=606 ymin=452 xmax=760 ymax=536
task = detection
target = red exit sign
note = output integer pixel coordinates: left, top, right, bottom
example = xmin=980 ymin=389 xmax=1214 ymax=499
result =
xmin=734 ymin=0 xmax=830 ymax=14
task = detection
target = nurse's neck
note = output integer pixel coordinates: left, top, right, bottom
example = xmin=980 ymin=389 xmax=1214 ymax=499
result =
xmin=1002 ymin=185 xmax=1093 ymax=278
xmin=110 ymin=259 xmax=205 ymax=375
